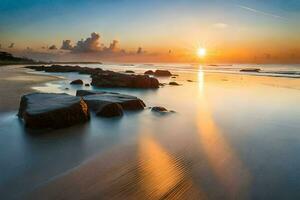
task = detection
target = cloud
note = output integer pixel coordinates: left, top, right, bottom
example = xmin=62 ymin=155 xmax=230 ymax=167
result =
xmin=48 ymin=45 xmax=57 ymax=50
xmin=137 ymin=47 xmax=146 ymax=54
xmin=73 ymin=32 xmax=101 ymax=52
xmin=9 ymin=43 xmax=14 ymax=48
xmin=61 ymin=40 xmax=73 ymax=50
xmin=137 ymin=47 xmax=142 ymax=54
xmin=213 ymin=23 xmax=228 ymax=29
xmin=236 ymin=4 xmax=287 ymax=20
xmin=103 ymin=40 xmax=119 ymax=52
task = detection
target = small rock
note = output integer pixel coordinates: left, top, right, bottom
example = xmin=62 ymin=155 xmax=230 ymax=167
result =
xmin=70 ymin=79 xmax=83 ymax=85
xmin=240 ymin=68 xmax=261 ymax=72
xmin=85 ymin=83 xmax=90 ymax=86
xmin=125 ymin=70 xmax=135 ymax=73
xmin=151 ymin=106 xmax=168 ymax=112
xmin=154 ymin=70 xmax=172 ymax=76
xmin=187 ymin=80 xmax=193 ymax=82
xmin=169 ymin=81 xmax=180 ymax=86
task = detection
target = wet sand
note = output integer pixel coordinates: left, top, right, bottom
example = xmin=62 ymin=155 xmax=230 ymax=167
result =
xmin=0 ymin=65 xmax=61 ymax=112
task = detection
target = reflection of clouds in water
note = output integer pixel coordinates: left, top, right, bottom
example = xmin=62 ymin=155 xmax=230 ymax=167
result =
xmin=196 ymin=93 xmax=251 ymax=199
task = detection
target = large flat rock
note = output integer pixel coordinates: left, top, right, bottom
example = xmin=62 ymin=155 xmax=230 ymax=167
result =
xmin=91 ymin=72 xmax=159 ymax=89
xmin=76 ymin=90 xmax=146 ymax=111
xmin=18 ymin=93 xmax=90 ymax=129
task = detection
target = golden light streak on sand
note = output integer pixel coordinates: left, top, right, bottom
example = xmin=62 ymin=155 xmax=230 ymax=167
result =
xmin=196 ymin=72 xmax=251 ymax=199
xmin=138 ymin=134 xmax=206 ymax=199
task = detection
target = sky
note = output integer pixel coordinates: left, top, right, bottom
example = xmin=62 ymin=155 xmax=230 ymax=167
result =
xmin=0 ymin=0 xmax=300 ymax=63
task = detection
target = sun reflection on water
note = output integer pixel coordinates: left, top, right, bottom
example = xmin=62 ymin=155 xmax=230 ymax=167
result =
xmin=198 ymin=65 xmax=205 ymax=92
xmin=196 ymin=84 xmax=251 ymax=199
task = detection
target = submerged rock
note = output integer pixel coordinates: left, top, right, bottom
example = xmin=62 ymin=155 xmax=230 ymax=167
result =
xmin=70 ymin=79 xmax=83 ymax=85
xmin=91 ymin=72 xmax=159 ymax=89
xmin=18 ymin=93 xmax=90 ymax=129
xmin=240 ymin=68 xmax=261 ymax=72
xmin=77 ymin=90 xmax=146 ymax=111
xmin=154 ymin=70 xmax=172 ymax=76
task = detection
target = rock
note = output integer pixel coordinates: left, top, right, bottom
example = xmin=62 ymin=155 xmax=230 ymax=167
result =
xmin=77 ymin=90 xmax=146 ymax=110
xmin=85 ymin=83 xmax=90 ymax=87
xmin=169 ymin=81 xmax=180 ymax=86
xmin=26 ymin=65 xmax=159 ymax=89
xmin=65 ymin=87 xmax=69 ymax=90
xmin=125 ymin=70 xmax=135 ymax=73
xmin=76 ymin=90 xmax=106 ymax=96
xmin=171 ymin=76 xmax=176 ymax=78
xmin=187 ymin=80 xmax=193 ymax=82
xmin=91 ymin=73 xmax=159 ymax=89
xmin=240 ymin=68 xmax=261 ymax=72
xmin=25 ymin=65 xmax=103 ymax=75
xmin=96 ymin=102 xmax=123 ymax=117
xmin=144 ymin=70 xmax=154 ymax=75
xmin=70 ymin=79 xmax=83 ymax=85
xmin=18 ymin=93 xmax=90 ymax=129
xmin=154 ymin=70 xmax=172 ymax=76
xmin=151 ymin=106 xmax=168 ymax=112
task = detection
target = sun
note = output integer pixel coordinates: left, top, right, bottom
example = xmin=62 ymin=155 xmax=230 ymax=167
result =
xmin=197 ymin=47 xmax=206 ymax=58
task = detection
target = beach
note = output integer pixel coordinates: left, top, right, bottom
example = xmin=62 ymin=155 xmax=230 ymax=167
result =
xmin=0 ymin=65 xmax=61 ymax=112
xmin=0 ymin=64 xmax=300 ymax=200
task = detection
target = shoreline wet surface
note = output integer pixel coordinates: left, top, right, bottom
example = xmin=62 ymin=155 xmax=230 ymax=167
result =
xmin=0 ymin=65 xmax=300 ymax=199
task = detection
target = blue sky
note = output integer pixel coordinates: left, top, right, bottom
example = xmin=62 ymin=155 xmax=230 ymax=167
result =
xmin=0 ymin=0 xmax=299 ymax=62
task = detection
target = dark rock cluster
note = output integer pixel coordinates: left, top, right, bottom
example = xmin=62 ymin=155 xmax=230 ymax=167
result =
xmin=18 ymin=90 xmax=146 ymax=129
xmin=26 ymin=65 xmax=159 ymax=89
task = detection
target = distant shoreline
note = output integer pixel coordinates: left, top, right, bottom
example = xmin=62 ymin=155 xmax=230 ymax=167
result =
xmin=0 ymin=61 xmax=102 ymax=66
